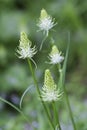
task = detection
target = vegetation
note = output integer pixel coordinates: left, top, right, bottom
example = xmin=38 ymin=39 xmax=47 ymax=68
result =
xmin=0 ymin=0 xmax=87 ymax=130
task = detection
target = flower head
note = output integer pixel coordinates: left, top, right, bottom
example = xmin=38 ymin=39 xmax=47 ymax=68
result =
xmin=49 ymin=45 xmax=64 ymax=64
xmin=16 ymin=31 xmax=37 ymax=59
xmin=37 ymin=9 xmax=56 ymax=36
xmin=41 ymin=69 xmax=63 ymax=102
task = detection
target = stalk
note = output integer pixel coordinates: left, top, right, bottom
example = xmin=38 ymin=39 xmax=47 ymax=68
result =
xmin=27 ymin=58 xmax=55 ymax=129
xmin=61 ymin=31 xmax=77 ymax=130
xmin=52 ymin=101 xmax=62 ymax=130
xmin=0 ymin=97 xmax=29 ymax=123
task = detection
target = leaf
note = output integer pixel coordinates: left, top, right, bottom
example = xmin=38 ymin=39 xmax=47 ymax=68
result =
xmin=20 ymin=85 xmax=34 ymax=109
xmin=62 ymin=31 xmax=70 ymax=86
xmin=55 ymin=124 xmax=59 ymax=130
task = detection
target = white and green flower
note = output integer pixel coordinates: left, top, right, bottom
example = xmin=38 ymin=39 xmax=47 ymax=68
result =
xmin=49 ymin=45 xmax=64 ymax=64
xmin=37 ymin=9 xmax=56 ymax=36
xmin=41 ymin=69 xmax=63 ymax=102
xmin=16 ymin=31 xmax=37 ymax=59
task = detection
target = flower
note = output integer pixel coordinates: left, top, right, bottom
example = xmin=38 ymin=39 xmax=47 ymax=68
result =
xmin=37 ymin=9 xmax=56 ymax=36
xmin=49 ymin=45 xmax=64 ymax=64
xmin=16 ymin=31 xmax=37 ymax=59
xmin=41 ymin=69 xmax=63 ymax=102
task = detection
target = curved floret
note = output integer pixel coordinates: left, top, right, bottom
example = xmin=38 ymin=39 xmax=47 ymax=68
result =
xmin=41 ymin=69 xmax=63 ymax=102
xmin=37 ymin=9 xmax=56 ymax=36
xmin=49 ymin=45 xmax=64 ymax=64
xmin=16 ymin=31 xmax=37 ymax=59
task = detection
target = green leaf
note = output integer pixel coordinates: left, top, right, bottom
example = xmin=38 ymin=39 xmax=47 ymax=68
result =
xmin=62 ymin=31 xmax=70 ymax=86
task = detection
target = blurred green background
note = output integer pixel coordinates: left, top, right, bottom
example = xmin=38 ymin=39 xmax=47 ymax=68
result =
xmin=0 ymin=0 xmax=87 ymax=130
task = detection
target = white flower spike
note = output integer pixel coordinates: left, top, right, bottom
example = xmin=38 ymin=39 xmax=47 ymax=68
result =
xmin=41 ymin=69 xmax=63 ymax=102
xmin=16 ymin=31 xmax=37 ymax=59
xmin=49 ymin=45 xmax=64 ymax=64
xmin=37 ymin=9 xmax=56 ymax=36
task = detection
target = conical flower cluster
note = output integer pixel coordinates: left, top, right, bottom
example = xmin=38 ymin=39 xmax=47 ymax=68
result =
xmin=41 ymin=69 xmax=63 ymax=102
xmin=49 ymin=45 xmax=64 ymax=64
xmin=37 ymin=9 xmax=56 ymax=36
xmin=16 ymin=31 xmax=37 ymax=59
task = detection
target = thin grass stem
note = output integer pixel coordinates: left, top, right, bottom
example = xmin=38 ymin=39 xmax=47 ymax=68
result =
xmin=0 ymin=97 xmax=29 ymax=123
xmin=39 ymin=35 xmax=47 ymax=51
xmin=52 ymin=101 xmax=62 ymax=130
xmin=27 ymin=58 xmax=55 ymax=129
xmin=62 ymin=31 xmax=77 ymax=130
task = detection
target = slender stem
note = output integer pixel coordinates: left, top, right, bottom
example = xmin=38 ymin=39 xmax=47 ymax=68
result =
xmin=27 ymin=59 xmax=55 ymax=129
xmin=64 ymin=32 xmax=76 ymax=130
xmin=61 ymin=31 xmax=76 ymax=130
xmin=40 ymin=35 xmax=47 ymax=51
xmin=57 ymin=64 xmax=62 ymax=90
xmin=0 ymin=97 xmax=29 ymax=123
xmin=52 ymin=102 xmax=56 ymax=126
xmin=58 ymin=64 xmax=76 ymax=130
xmin=63 ymin=87 xmax=76 ymax=130
xmin=20 ymin=86 xmax=32 ymax=109
xmin=52 ymin=102 xmax=62 ymax=130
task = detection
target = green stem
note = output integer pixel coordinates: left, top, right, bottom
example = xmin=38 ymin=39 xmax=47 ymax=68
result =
xmin=27 ymin=59 xmax=55 ymax=129
xmin=57 ymin=64 xmax=62 ymax=90
xmin=62 ymin=31 xmax=76 ymax=130
xmin=52 ymin=102 xmax=61 ymax=130
xmin=40 ymin=35 xmax=47 ymax=51
xmin=0 ymin=97 xmax=29 ymax=123
xmin=58 ymin=64 xmax=76 ymax=130
xmin=64 ymin=87 xmax=76 ymax=130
